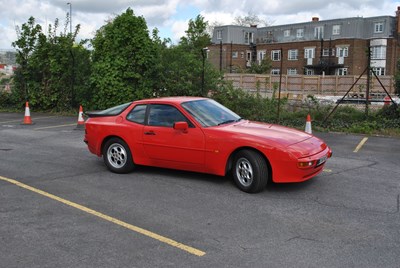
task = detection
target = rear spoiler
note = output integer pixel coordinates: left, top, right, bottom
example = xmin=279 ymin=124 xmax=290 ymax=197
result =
xmin=84 ymin=112 xmax=117 ymax=118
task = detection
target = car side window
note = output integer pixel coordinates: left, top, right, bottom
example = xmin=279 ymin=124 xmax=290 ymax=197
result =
xmin=148 ymin=104 xmax=192 ymax=127
xmin=126 ymin=104 xmax=147 ymax=124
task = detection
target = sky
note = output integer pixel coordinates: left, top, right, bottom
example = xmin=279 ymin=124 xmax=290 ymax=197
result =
xmin=1 ymin=0 xmax=400 ymax=50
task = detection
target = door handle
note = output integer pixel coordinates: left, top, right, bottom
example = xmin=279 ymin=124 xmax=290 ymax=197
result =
xmin=144 ymin=131 xmax=156 ymax=135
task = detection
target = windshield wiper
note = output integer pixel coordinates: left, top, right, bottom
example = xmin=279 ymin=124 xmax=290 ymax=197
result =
xmin=218 ymin=118 xmax=242 ymax=126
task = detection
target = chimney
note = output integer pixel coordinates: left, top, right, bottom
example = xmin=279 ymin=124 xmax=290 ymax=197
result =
xmin=312 ymin=17 xmax=319 ymax=22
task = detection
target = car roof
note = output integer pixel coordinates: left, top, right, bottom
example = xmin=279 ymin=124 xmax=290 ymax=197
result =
xmin=133 ymin=96 xmax=207 ymax=105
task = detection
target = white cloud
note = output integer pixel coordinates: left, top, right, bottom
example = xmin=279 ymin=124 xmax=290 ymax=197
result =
xmin=1 ymin=0 xmax=399 ymax=50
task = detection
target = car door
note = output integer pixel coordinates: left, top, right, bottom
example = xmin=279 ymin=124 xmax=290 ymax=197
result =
xmin=142 ymin=104 xmax=205 ymax=168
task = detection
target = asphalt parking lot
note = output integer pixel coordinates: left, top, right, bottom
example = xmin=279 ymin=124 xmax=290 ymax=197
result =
xmin=0 ymin=112 xmax=399 ymax=268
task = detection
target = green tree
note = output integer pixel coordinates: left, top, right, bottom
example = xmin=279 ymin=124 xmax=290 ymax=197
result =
xmin=12 ymin=16 xmax=91 ymax=111
xmin=247 ymin=58 xmax=272 ymax=74
xmin=12 ymin=17 xmax=43 ymax=103
xmin=91 ymin=8 xmax=156 ymax=109
xmin=154 ymin=14 xmax=220 ymax=97
xmin=180 ymin=15 xmax=211 ymax=51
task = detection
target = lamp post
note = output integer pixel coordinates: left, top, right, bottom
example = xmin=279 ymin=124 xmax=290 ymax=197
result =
xmin=67 ymin=2 xmax=72 ymax=34
xmin=201 ymin=47 xmax=209 ymax=96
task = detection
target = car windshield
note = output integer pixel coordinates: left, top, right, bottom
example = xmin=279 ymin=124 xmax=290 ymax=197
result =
xmin=181 ymin=99 xmax=241 ymax=127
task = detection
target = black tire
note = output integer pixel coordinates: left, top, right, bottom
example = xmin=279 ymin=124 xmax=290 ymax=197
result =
xmin=102 ymin=138 xmax=135 ymax=174
xmin=232 ymin=150 xmax=269 ymax=193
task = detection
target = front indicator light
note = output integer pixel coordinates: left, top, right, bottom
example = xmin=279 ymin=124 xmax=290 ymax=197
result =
xmin=297 ymin=161 xmax=315 ymax=169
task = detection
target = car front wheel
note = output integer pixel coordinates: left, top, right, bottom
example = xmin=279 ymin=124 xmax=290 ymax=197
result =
xmin=103 ymin=138 xmax=135 ymax=173
xmin=233 ymin=150 xmax=269 ymax=193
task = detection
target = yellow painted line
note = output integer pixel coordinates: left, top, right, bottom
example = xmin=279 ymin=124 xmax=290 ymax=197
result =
xmin=0 ymin=176 xmax=206 ymax=257
xmin=34 ymin=123 xmax=77 ymax=130
xmin=353 ymin=137 xmax=368 ymax=153
xmin=323 ymin=169 xmax=332 ymax=173
xmin=0 ymin=116 xmax=57 ymax=124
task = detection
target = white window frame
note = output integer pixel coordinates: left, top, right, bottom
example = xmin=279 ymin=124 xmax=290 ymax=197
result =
xmin=271 ymin=68 xmax=280 ymax=75
xmin=287 ymin=68 xmax=297 ymax=75
xmin=258 ymin=50 xmax=266 ymax=63
xmin=216 ymin=30 xmax=222 ymax=40
xmin=314 ymin=26 xmax=324 ymax=39
xmin=374 ymin=22 xmax=384 ymax=33
xmin=336 ymin=47 xmax=349 ymax=57
xmin=271 ymin=50 xmax=281 ymax=61
xmin=371 ymin=46 xmax=386 ymax=60
xmin=304 ymin=48 xmax=315 ymax=59
xmin=244 ymin=32 xmax=254 ymax=44
xmin=288 ymin=49 xmax=298 ymax=60
xmin=284 ymin=30 xmax=290 ymax=37
xmin=332 ymin=25 xmax=341 ymax=35
xmin=232 ymin=51 xmax=238 ymax=58
xmin=296 ymin=28 xmax=304 ymax=38
xmin=336 ymin=68 xmax=348 ymax=76
xmin=372 ymin=67 xmax=385 ymax=76
xmin=246 ymin=51 xmax=252 ymax=61
xmin=305 ymin=68 xmax=314 ymax=75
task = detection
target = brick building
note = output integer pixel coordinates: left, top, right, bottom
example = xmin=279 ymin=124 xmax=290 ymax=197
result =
xmin=209 ymin=8 xmax=400 ymax=76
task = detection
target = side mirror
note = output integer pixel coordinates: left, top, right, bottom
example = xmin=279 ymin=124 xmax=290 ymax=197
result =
xmin=173 ymin=121 xmax=188 ymax=133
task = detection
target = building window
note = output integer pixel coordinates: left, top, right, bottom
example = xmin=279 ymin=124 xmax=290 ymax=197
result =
xmin=296 ymin=28 xmax=304 ymax=38
xmin=287 ymin=68 xmax=297 ymax=75
xmin=241 ymin=52 xmax=244 ymax=58
xmin=314 ymin=26 xmax=324 ymax=39
xmin=288 ymin=49 xmax=298 ymax=60
xmin=232 ymin=51 xmax=238 ymax=58
xmin=244 ymin=32 xmax=254 ymax=44
xmin=216 ymin=30 xmax=222 ymax=40
xmin=304 ymin=48 xmax=315 ymax=59
xmin=284 ymin=30 xmax=290 ymax=37
xmin=372 ymin=67 xmax=385 ymax=76
xmin=322 ymin=48 xmax=335 ymax=57
xmin=246 ymin=51 xmax=252 ymax=61
xmin=305 ymin=68 xmax=314 ymax=75
xmin=336 ymin=68 xmax=348 ymax=75
xmin=271 ymin=50 xmax=281 ymax=61
xmin=336 ymin=47 xmax=349 ymax=57
xmin=258 ymin=50 xmax=266 ymax=63
xmin=332 ymin=25 xmax=341 ymax=35
xmin=374 ymin=22 xmax=384 ymax=33
xmin=271 ymin=68 xmax=280 ymax=75
xmin=371 ymin=46 xmax=386 ymax=59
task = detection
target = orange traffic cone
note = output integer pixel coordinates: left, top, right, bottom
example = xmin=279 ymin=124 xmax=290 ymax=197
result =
xmin=22 ymin=102 xmax=33 ymax=125
xmin=75 ymin=105 xmax=85 ymax=129
xmin=305 ymin=114 xmax=312 ymax=134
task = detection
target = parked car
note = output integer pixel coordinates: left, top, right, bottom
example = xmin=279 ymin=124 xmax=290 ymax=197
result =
xmin=84 ymin=97 xmax=332 ymax=193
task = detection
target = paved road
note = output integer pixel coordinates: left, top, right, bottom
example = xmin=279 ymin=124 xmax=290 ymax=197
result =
xmin=0 ymin=112 xmax=399 ymax=267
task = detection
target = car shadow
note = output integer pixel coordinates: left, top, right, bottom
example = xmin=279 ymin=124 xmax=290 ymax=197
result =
xmin=134 ymin=165 xmax=231 ymax=186
xmin=266 ymin=179 xmax=316 ymax=193
xmin=134 ymin=165 xmax=317 ymax=193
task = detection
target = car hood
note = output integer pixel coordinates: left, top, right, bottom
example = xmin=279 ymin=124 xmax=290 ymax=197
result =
xmin=220 ymin=120 xmax=327 ymax=156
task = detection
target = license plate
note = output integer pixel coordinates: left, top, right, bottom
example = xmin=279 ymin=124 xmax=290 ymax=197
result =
xmin=316 ymin=155 xmax=328 ymax=166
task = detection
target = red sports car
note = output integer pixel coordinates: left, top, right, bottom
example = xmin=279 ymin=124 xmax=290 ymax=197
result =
xmin=84 ymin=97 xmax=332 ymax=193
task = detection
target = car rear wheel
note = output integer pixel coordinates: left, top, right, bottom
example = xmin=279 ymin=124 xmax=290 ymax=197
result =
xmin=233 ymin=150 xmax=269 ymax=193
xmin=103 ymin=138 xmax=135 ymax=173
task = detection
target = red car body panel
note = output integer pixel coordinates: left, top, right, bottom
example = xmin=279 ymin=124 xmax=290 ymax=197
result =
xmin=84 ymin=97 xmax=332 ymax=183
